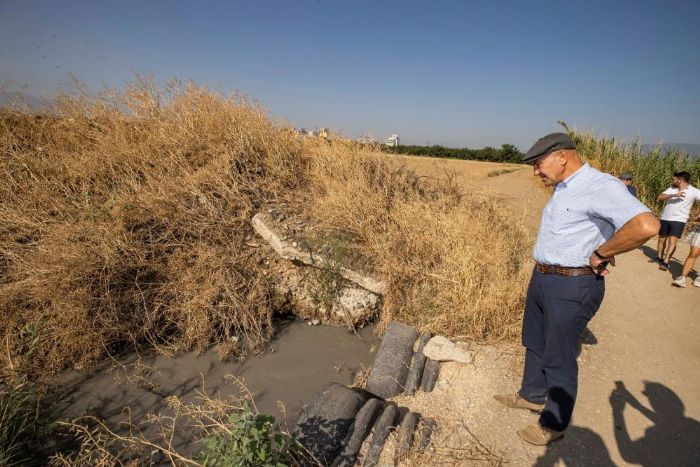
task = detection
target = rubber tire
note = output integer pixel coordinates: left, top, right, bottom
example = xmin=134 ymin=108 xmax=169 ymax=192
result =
xmin=331 ymin=398 xmax=384 ymax=467
xmin=395 ymin=411 xmax=419 ymax=459
xmin=396 ymin=405 xmax=409 ymax=425
xmin=420 ymin=358 xmax=440 ymax=393
xmin=362 ymin=403 xmax=399 ymax=467
xmin=366 ymin=322 xmax=418 ymax=399
xmin=294 ymin=382 xmax=367 ymax=465
xmin=404 ymin=332 xmax=432 ymax=395
xmin=416 ymin=418 xmax=437 ymax=451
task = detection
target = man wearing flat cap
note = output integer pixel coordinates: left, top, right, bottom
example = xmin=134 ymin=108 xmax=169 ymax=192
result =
xmin=494 ymin=132 xmax=659 ymax=445
xmin=619 ymin=172 xmax=637 ymax=197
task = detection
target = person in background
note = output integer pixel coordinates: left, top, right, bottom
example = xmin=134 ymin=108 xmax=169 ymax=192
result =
xmin=493 ymin=132 xmax=659 ymax=445
xmin=619 ymin=173 xmax=637 ymax=197
xmin=650 ymin=172 xmax=700 ymax=271
xmin=672 ymin=214 xmax=700 ymax=288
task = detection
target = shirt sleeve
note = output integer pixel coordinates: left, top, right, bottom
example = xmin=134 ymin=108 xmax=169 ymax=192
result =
xmin=589 ymin=179 xmax=652 ymax=230
xmin=662 ymin=187 xmax=675 ymax=195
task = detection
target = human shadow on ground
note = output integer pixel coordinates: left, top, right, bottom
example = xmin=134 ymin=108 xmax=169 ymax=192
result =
xmin=610 ymin=380 xmax=700 ymax=466
xmin=532 ymin=425 xmax=615 ymax=466
xmin=640 ymin=245 xmax=658 ymax=261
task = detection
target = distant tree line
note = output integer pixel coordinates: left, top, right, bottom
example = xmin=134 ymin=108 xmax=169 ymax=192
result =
xmin=386 ymin=143 xmax=524 ymax=163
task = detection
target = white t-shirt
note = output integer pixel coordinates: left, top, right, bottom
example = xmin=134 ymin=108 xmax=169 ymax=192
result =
xmin=660 ymin=185 xmax=700 ymax=223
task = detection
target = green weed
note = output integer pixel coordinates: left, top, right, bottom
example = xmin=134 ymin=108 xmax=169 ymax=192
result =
xmin=301 ymin=232 xmax=352 ymax=311
xmin=198 ymin=403 xmax=301 ymax=467
xmin=560 ymin=121 xmax=700 ymax=212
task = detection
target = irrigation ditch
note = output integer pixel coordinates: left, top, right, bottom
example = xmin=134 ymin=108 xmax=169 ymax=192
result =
xmin=244 ymin=209 xmax=444 ymax=465
xmin=38 ymin=207 xmax=450 ymax=465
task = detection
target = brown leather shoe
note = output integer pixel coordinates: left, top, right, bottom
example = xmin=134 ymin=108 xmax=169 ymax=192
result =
xmin=493 ymin=393 xmax=545 ymax=412
xmin=517 ymin=423 xmax=564 ymax=445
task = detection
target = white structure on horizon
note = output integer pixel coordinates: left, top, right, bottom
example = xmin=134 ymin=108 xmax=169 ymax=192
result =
xmin=359 ymin=134 xmax=377 ymax=145
xmin=385 ymin=133 xmax=399 ymax=147
xmin=297 ymin=127 xmax=329 ymax=138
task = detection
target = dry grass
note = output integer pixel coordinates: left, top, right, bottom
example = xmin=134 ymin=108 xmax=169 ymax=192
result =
xmin=1 ymin=80 xmax=308 ymax=378
xmin=1 ymin=81 xmax=531 ymax=380
xmin=389 ymin=153 xmax=521 ymax=189
xmin=303 ymin=141 xmax=532 ymax=339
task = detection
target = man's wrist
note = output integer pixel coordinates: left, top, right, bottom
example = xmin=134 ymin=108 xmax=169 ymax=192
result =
xmin=594 ymin=249 xmax=613 ymax=260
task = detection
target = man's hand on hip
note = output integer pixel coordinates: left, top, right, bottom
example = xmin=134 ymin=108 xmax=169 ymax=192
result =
xmin=589 ymin=251 xmax=613 ymax=276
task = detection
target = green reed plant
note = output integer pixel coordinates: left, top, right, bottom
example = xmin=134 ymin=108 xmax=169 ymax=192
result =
xmin=561 ymin=122 xmax=700 ymax=212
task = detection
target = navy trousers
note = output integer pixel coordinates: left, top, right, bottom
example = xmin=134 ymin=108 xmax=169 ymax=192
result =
xmin=518 ymin=268 xmax=605 ymax=431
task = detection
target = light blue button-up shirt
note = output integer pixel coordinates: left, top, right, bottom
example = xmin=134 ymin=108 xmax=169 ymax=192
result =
xmin=533 ymin=163 xmax=651 ymax=267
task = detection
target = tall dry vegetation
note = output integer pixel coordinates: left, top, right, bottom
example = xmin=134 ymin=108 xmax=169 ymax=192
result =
xmin=1 ymin=81 xmax=531 ymax=380
xmin=304 ymin=141 xmax=531 ymax=339
xmin=1 ymin=81 xmax=309 ymax=378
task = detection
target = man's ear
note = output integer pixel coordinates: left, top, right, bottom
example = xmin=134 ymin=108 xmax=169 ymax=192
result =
xmin=558 ymin=150 xmax=569 ymax=166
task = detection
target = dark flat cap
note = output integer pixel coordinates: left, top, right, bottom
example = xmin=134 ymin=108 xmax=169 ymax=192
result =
xmin=619 ymin=172 xmax=633 ymax=180
xmin=523 ymin=132 xmax=576 ymax=164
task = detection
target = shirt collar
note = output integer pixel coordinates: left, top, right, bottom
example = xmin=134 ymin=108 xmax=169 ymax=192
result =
xmin=556 ymin=163 xmax=591 ymax=190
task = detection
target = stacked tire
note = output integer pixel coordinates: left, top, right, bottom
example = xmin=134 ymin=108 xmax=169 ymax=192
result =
xmin=294 ymin=322 xmax=439 ymax=465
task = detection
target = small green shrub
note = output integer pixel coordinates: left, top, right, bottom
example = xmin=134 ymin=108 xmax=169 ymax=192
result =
xmin=301 ymin=231 xmax=353 ymax=310
xmin=198 ymin=404 xmax=301 ymax=466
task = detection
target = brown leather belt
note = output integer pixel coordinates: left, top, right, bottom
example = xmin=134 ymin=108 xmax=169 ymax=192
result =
xmin=535 ymin=263 xmax=595 ymax=276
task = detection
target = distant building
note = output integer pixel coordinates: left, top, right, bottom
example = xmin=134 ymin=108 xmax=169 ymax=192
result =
xmin=359 ymin=135 xmax=377 ymax=145
xmin=385 ymin=134 xmax=399 ymax=147
xmin=295 ymin=127 xmax=329 ymax=139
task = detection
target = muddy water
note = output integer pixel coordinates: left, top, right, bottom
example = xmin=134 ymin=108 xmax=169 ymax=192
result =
xmin=53 ymin=319 xmax=378 ymax=458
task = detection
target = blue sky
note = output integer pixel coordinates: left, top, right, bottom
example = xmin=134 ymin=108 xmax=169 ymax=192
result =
xmin=1 ymin=0 xmax=698 ymax=150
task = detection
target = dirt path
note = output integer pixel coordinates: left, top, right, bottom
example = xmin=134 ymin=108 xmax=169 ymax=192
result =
xmin=398 ymin=157 xmax=700 ymax=466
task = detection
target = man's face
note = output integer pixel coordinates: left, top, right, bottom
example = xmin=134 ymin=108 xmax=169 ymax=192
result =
xmin=671 ymin=176 xmax=681 ymax=188
xmin=532 ymin=151 xmax=565 ymax=187
xmin=621 ymin=178 xmax=631 ymax=186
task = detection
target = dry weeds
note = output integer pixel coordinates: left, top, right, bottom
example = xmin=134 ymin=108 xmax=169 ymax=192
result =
xmin=1 ymin=80 xmax=308 ymax=378
xmin=50 ymin=382 xmax=273 ymax=466
xmin=1 ymin=81 xmax=531 ymax=381
xmin=303 ymin=141 xmax=532 ymax=339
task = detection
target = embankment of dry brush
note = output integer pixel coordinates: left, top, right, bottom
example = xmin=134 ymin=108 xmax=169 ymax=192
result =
xmin=1 ymin=82 xmax=530 ymax=379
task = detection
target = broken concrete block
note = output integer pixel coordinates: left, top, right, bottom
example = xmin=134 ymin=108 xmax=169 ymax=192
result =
xmin=270 ymin=259 xmax=379 ymax=327
xmin=334 ymin=287 xmax=380 ymax=323
xmin=423 ymin=335 xmax=472 ymax=364
xmin=251 ymin=212 xmax=387 ymax=295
